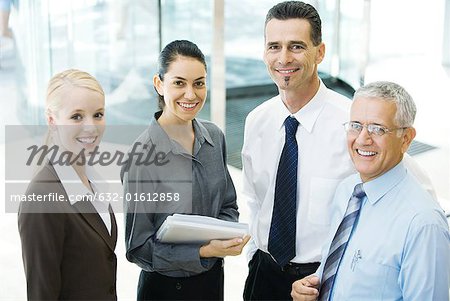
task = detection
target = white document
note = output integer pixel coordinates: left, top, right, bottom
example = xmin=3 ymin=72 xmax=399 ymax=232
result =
xmin=156 ymin=214 xmax=249 ymax=244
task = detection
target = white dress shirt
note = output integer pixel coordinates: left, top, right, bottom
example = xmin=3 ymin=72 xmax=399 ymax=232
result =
xmin=242 ymin=80 xmax=355 ymax=263
xmin=242 ymin=79 xmax=438 ymax=266
xmin=53 ymin=163 xmax=112 ymax=235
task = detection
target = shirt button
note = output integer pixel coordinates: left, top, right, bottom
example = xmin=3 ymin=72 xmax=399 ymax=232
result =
xmin=109 ymin=286 xmax=115 ymax=294
xmin=108 ymin=253 xmax=115 ymax=261
xmin=175 ymin=282 xmax=182 ymax=290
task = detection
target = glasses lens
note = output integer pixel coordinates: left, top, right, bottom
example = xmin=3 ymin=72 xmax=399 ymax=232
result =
xmin=349 ymin=122 xmax=362 ymax=132
xmin=368 ymin=124 xmax=386 ymax=136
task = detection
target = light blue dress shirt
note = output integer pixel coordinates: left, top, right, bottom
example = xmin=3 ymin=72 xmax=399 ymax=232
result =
xmin=316 ymin=161 xmax=450 ymax=300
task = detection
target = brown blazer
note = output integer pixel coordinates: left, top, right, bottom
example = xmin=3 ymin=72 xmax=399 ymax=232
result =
xmin=18 ymin=162 xmax=118 ymax=300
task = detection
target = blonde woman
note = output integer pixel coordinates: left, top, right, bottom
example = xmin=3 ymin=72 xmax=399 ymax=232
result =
xmin=18 ymin=69 xmax=117 ymax=300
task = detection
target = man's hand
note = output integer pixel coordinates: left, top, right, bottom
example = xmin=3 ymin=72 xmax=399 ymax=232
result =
xmin=199 ymin=235 xmax=251 ymax=258
xmin=291 ymin=274 xmax=320 ymax=301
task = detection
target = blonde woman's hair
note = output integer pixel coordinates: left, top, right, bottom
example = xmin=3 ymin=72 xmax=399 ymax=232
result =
xmin=44 ymin=69 xmax=105 ymax=146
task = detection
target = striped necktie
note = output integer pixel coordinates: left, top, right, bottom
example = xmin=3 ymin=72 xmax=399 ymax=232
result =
xmin=268 ymin=116 xmax=299 ymax=267
xmin=319 ymin=183 xmax=366 ymax=301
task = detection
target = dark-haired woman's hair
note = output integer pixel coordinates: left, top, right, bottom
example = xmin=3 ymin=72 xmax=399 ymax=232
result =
xmin=155 ymin=40 xmax=207 ymax=109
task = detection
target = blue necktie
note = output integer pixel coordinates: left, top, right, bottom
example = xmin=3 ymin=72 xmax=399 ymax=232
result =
xmin=268 ymin=116 xmax=299 ymax=267
xmin=319 ymin=183 xmax=366 ymax=301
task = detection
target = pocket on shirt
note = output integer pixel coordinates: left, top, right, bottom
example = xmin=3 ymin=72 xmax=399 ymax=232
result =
xmin=351 ymin=259 xmax=399 ymax=299
xmin=306 ymin=177 xmax=341 ymax=226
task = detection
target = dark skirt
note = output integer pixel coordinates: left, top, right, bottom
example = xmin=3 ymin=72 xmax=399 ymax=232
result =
xmin=137 ymin=259 xmax=224 ymax=301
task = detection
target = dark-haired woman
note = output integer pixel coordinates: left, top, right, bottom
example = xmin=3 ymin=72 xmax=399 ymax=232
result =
xmin=122 ymin=40 xmax=249 ymax=300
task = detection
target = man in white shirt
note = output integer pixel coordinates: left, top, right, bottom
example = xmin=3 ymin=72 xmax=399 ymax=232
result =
xmin=242 ymin=2 xmax=437 ymax=301
xmin=241 ymin=2 xmax=355 ymax=300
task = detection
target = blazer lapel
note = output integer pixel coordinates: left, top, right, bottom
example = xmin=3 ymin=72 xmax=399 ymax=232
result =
xmin=72 ymin=201 xmax=116 ymax=251
xmin=46 ymin=161 xmax=117 ymax=251
xmin=109 ymin=205 xmax=118 ymax=250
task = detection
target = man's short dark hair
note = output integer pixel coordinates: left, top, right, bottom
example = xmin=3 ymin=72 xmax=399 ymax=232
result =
xmin=265 ymin=1 xmax=322 ymax=46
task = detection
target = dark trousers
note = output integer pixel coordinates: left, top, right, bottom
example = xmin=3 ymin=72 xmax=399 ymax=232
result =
xmin=243 ymin=250 xmax=320 ymax=301
xmin=137 ymin=259 xmax=224 ymax=301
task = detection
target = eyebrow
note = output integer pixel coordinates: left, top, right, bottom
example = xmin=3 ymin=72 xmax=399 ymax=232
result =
xmin=291 ymin=41 xmax=308 ymax=47
xmin=266 ymin=40 xmax=308 ymax=45
xmin=70 ymin=108 xmax=104 ymax=114
xmin=351 ymin=121 xmax=387 ymax=127
xmin=172 ymin=76 xmax=206 ymax=81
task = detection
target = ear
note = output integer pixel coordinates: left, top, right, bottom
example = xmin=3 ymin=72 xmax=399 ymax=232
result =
xmin=47 ymin=113 xmax=55 ymax=126
xmin=315 ymin=42 xmax=325 ymax=64
xmin=153 ymin=74 xmax=164 ymax=96
xmin=401 ymin=127 xmax=416 ymax=153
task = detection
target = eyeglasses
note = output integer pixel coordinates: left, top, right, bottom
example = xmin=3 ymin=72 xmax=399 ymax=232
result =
xmin=343 ymin=121 xmax=407 ymax=136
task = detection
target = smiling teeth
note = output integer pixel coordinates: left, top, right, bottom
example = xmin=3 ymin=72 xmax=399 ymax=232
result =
xmin=278 ymin=69 xmax=297 ymax=74
xmin=357 ymin=150 xmax=376 ymax=156
xmin=77 ymin=137 xmax=96 ymax=144
xmin=179 ymin=103 xmax=196 ymax=108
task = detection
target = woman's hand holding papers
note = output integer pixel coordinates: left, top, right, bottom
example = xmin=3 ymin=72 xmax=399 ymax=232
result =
xmin=199 ymin=235 xmax=251 ymax=258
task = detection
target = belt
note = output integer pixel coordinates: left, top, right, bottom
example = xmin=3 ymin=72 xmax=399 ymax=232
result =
xmin=257 ymin=250 xmax=320 ymax=277
xmin=281 ymin=261 xmax=320 ymax=276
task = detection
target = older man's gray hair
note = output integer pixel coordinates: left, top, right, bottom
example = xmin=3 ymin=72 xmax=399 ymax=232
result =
xmin=354 ymin=81 xmax=417 ymax=128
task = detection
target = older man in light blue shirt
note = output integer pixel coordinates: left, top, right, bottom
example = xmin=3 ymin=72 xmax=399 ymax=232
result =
xmin=291 ymin=81 xmax=450 ymax=301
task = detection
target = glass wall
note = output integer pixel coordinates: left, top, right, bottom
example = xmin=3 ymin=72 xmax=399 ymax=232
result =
xmin=15 ymin=0 xmax=363 ymax=125
xmin=16 ymin=0 xmax=160 ymax=125
xmin=11 ymin=0 xmax=448 ymax=168
xmin=14 ymin=0 xmax=52 ymax=124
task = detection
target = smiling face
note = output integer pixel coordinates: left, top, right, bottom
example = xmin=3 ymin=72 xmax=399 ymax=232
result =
xmin=347 ymin=97 xmax=416 ymax=182
xmin=263 ymin=18 xmax=324 ymax=92
xmin=47 ymin=86 xmax=105 ymax=156
xmin=154 ymin=56 xmax=207 ymax=124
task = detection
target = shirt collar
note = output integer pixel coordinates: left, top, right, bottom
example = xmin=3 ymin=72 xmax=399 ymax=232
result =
xmin=361 ymin=161 xmax=407 ymax=206
xmin=147 ymin=111 xmax=215 ymax=156
xmin=276 ymin=79 xmax=327 ymax=133
xmin=192 ymin=118 xmax=214 ymax=147
xmin=52 ymin=162 xmax=101 ymax=206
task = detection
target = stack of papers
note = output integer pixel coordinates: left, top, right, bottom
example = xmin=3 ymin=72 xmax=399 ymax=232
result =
xmin=156 ymin=214 xmax=249 ymax=244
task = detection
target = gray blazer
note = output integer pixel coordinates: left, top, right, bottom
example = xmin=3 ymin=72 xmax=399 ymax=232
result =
xmin=18 ymin=161 xmax=118 ymax=300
